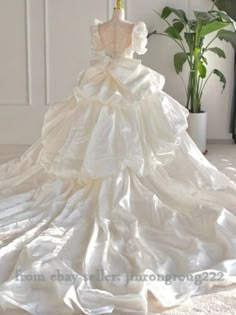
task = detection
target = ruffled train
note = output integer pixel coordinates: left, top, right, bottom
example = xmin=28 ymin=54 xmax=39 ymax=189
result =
xmin=0 ymin=57 xmax=236 ymax=315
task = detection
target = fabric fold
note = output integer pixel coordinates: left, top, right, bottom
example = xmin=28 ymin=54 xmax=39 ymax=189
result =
xmin=73 ymin=56 xmax=165 ymax=105
xmin=37 ymin=84 xmax=189 ymax=184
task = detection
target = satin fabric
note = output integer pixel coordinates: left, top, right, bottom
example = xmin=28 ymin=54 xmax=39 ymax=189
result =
xmin=0 ymin=19 xmax=236 ymax=315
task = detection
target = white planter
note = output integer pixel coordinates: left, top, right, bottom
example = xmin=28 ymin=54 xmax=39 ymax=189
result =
xmin=187 ymin=111 xmax=208 ymax=154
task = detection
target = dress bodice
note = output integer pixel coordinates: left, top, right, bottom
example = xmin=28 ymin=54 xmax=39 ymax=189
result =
xmin=90 ymin=18 xmax=148 ymax=60
xmin=73 ymin=18 xmax=165 ymax=108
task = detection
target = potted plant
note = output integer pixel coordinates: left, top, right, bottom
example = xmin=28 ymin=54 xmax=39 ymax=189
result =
xmin=148 ymin=5 xmax=236 ymax=154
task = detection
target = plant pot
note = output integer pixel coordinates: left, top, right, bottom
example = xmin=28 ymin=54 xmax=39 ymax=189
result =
xmin=187 ymin=111 xmax=208 ymax=155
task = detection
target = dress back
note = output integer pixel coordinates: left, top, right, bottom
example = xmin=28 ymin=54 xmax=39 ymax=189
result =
xmin=90 ymin=19 xmax=148 ymax=59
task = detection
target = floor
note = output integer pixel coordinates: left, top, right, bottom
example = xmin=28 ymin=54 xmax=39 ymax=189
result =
xmin=0 ymin=143 xmax=236 ymax=315
xmin=205 ymin=144 xmax=236 ymax=182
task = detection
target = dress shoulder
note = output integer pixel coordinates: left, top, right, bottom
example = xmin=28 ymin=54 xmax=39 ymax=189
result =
xmin=132 ymin=21 xmax=148 ymax=55
xmin=90 ymin=18 xmax=103 ymax=52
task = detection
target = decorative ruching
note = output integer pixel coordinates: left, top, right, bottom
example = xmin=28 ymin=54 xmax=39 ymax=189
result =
xmin=38 ymin=86 xmax=189 ymax=184
xmin=73 ymin=56 xmax=165 ymax=105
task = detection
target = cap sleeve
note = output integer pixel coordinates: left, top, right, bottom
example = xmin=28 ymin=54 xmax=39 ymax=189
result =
xmin=132 ymin=21 xmax=148 ymax=55
xmin=90 ymin=19 xmax=103 ymax=52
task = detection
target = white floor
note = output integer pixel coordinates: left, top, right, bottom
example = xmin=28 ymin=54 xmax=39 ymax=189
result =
xmin=205 ymin=144 xmax=236 ymax=182
xmin=0 ymin=143 xmax=236 ymax=315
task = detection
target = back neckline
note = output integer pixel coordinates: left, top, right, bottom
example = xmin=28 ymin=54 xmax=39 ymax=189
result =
xmin=94 ymin=19 xmax=136 ymax=57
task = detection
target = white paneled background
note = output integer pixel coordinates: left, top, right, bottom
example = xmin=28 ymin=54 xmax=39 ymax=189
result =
xmin=0 ymin=0 xmax=234 ymax=144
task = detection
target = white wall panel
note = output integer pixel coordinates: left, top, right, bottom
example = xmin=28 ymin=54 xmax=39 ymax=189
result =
xmin=0 ymin=0 xmax=109 ymax=144
xmin=0 ymin=0 xmax=29 ymax=105
xmin=45 ymin=0 xmax=108 ymax=103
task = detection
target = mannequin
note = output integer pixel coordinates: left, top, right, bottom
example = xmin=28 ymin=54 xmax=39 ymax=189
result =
xmin=111 ymin=7 xmax=126 ymax=22
xmin=98 ymin=0 xmax=134 ymax=54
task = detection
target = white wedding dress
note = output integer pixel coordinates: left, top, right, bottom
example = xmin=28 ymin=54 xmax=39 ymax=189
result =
xmin=0 ymin=18 xmax=236 ymax=315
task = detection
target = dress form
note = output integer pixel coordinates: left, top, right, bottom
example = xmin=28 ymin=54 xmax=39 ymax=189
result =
xmin=111 ymin=7 xmax=125 ymax=22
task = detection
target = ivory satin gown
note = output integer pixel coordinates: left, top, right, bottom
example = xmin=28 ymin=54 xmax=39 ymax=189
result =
xmin=0 ymin=19 xmax=236 ymax=315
